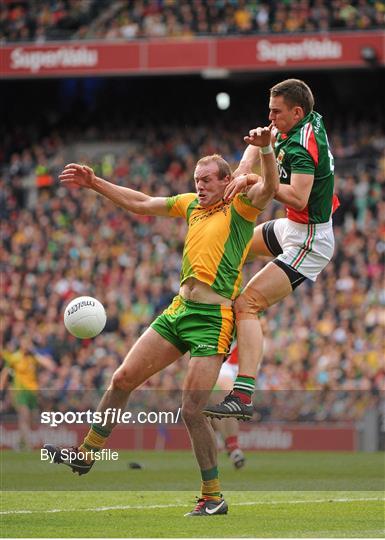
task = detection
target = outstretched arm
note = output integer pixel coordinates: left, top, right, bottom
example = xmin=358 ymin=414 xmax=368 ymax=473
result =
xmin=59 ymin=164 xmax=170 ymax=217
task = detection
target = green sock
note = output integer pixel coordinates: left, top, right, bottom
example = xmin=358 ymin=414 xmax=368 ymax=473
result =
xmin=233 ymin=374 xmax=255 ymax=403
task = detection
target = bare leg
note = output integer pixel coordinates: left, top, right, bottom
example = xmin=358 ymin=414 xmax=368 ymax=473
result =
xmin=43 ymin=329 xmax=182 ymax=465
xmin=246 ymin=223 xmax=275 ymax=262
xmin=211 ymin=380 xmax=245 ymax=468
xmin=17 ymin=404 xmax=32 ymax=450
xmin=235 ymin=261 xmax=292 ymax=376
xmin=92 ymin=328 xmax=183 ymax=432
xmin=213 ymin=416 xmax=239 ymax=441
xmin=211 ymin=379 xmax=239 ymax=443
xmin=235 ymin=319 xmax=264 ymax=381
xmin=202 ymin=261 xmax=294 ymax=418
xmin=181 ymin=355 xmax=223 ymax=470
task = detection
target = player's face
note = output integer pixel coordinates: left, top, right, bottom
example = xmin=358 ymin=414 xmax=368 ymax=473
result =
xmin=268 ymin=95 xmax=304 ymax=133
xmin=194 ymin=162 xmax=229 ymax=207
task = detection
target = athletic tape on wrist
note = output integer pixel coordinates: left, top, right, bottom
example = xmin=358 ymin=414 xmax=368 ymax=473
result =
xmin=261 ymin=144 xmax=273 ymax=155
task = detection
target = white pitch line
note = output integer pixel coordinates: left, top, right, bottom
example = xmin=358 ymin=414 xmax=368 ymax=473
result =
xmin=1 ymin=497 xmax=384 ymax=515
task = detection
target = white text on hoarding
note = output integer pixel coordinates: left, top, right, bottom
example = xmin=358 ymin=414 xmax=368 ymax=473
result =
xmin=10 ymin=47 xmax=98 ymax=73
xmin=257 ymin=38 xmax=342 ymax=65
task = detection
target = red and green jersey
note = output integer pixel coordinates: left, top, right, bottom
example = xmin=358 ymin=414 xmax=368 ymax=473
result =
xmin=275 ymin=111 xmax=337 ymax=224
xmin=166 ymin=193 xmax=260 ymax=300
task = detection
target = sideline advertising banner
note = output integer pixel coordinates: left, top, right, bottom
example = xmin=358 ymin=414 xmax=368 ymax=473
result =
xmin=1 ymin=31 xmax=384 ymax=78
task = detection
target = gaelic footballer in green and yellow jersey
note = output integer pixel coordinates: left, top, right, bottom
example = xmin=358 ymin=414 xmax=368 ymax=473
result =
xmin=166 ymin=193 xmax=261 ymax=300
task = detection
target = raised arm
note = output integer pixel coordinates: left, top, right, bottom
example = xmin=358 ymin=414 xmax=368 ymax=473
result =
xmin=233 ymin=123 xmax=278 ymax=177
xmin=59 ymin=164 xmax=170 ymax=217
xmin=247 ymin=134 xmax=280 ymax=209
xmin=232 ymin=144 xmax=261 ymax=177
xmin=224 ymin=126 xmax=279 ymax=209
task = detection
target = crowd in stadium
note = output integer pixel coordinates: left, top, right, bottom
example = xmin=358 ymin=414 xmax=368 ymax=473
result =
xmin=2 ymin=0 xmax=385 ymax=42
xmin=2 ymin=109 xmax=384 ymax=422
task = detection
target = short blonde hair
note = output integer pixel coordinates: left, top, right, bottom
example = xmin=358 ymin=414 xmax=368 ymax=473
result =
xmin=196 ymin=154 xmax=232 ymax=180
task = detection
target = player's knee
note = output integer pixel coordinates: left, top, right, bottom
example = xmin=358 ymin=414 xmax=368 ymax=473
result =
xmin=180 ymin=402 xmax=202 ymax=426
xmin=111 ymin=368 xmax=132 ymax=393
xmin=234 ymin=287 xmax=269 ymax=321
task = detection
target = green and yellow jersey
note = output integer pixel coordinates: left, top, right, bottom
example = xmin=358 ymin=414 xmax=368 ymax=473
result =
xmin=2 ymin=350 xmax=38 ymax=391
xmin=166 ymin=193 xmax=260 ymax=300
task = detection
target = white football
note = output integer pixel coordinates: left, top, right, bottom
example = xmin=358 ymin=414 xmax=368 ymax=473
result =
xmin=64 ymin=296 xmax=107 ymax=339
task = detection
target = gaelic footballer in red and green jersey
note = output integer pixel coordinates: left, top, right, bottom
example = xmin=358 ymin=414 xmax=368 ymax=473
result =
xmin=274 ymin=111 xmax=339 ymax=224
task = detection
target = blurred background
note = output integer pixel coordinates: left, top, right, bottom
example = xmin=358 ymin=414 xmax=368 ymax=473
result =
xmin=1 ymin=0 xmax=384 ymax=453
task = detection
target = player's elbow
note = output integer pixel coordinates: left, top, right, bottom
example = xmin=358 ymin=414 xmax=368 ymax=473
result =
xmin=123 ymin=197 xmax=151 ymax=215
xmin=132 ymin=204 xmax=149 ymax=215
xmin=286 ymin=201 xmax=306 ymax=211
xmin=121 ymin=203 xmax=145 ymax=215
xmin=260 ymin=182 xmax=279 ymax=201
xmin=293 ymin=199 xmax=308 ymax=211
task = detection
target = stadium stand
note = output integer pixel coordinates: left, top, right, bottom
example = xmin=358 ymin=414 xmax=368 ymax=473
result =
xmin=1 ymin=0 xmax=384 ymax=424
xmin=2 ymin=101 xmax=384 ymax=421
xmin=1 ymin=0 xmax=385 ymax=42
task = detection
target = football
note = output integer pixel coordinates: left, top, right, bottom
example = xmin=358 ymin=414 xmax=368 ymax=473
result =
xmin=63 ymin=296 xmax=107 ymax=339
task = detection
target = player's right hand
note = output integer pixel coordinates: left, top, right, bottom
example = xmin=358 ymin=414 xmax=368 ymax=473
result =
xmin=58 ymin=163 xmax=96 ymax=188
xmin=244 ymin=125 xmax=272 ymax=148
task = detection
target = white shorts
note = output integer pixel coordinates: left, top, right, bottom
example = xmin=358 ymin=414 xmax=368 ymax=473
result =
xmin=268 ymin=218 xmax=334 ymax=282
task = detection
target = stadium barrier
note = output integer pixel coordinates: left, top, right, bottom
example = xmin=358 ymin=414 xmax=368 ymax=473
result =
xmin=1 ymin=422 xmax=356 ymax=451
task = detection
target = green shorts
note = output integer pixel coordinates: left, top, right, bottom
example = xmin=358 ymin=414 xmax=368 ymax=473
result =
xmin=14 ymin=389 xmax=38 ymax=410
xmin=151 ymin=295 xmax=234 ymax=357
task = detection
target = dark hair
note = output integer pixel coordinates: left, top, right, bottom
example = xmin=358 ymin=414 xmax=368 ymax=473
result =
xmin=196 ymin=154 xmax=232 ymax=180
xmin=270 ymin=79 xmax=314 ymax=115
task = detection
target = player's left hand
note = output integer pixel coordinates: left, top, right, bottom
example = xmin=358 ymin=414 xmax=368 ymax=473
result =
xmin=224 ymin=174 xmax=259 ymax=201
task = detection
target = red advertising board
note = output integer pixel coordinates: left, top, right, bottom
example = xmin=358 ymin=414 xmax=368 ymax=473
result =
xmin=0 ymin=42 xmax=141 ymax=77
xmin=1 ymin=31 xmax=383 ymax=78
xmin=1 ymin=423 xmax=356 ymax=451
xmin=217 ymin=32 xmax=384 ymax=70
xmin=147 ymin=39 xmax=212 ymax=71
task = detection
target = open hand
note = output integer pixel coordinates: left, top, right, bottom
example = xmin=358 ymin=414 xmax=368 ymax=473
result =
xmin=58 ymin=163 xmax=96 ymax=188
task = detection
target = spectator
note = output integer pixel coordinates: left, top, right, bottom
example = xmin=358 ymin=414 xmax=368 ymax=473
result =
xmin=1 ymin=109 xmax=383 ymax=423
xmin=2 ymin=0 xmax=385 ymax=43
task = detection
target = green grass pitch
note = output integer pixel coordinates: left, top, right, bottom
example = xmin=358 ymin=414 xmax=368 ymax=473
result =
xmin=1 ymin=450 xmax=384 ymax=537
